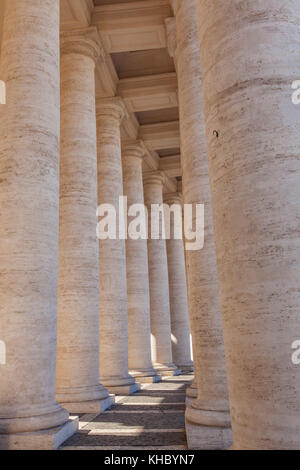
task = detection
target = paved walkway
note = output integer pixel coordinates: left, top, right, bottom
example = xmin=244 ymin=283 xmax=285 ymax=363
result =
xmin=61 ymin=375 xmax=193 ymax=450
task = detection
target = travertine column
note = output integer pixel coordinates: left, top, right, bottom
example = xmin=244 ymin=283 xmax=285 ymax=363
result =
xmin=122 ymin=141 xmax=160 ymax=383
xmin=164 ymin=193 xmax=193 ymax=373
xmin=56 ymin=28 xmax=113 ymax=414
xmin=197 ymin=0 xmax=300 ymax=449
xmin=0 ymin=0 xmax=76 ymax=449
xmin=97 ymin=97 xmax=139 ymax=395
xmin=143 ymin=172 xmax=179 ymax=376
xmin=169 ymin=0 xmax=231 ymax=449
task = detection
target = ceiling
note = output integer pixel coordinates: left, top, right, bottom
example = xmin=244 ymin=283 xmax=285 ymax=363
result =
xmin=0 ymin=0 xmax=182 ymax=192
xmin=111 ymin=49 xmax=175 ymax=80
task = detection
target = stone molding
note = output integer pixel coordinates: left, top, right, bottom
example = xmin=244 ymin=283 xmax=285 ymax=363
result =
xmin=92 ymin=0 xmax=172 ymax=53
xmin=96 ymin=96 xmax=129 ymax=123
xmin=139 ymin=121 xmax=180 ymax=151
xmin=164 ymin=191 xmax=182 ymax=206
xmin=61 ymin=26 xmax=105 ymax=63
xmin=122 ymin=139 xmax=147 ymax=161
xmin=143 ymin=170 xmax=165 ymax=187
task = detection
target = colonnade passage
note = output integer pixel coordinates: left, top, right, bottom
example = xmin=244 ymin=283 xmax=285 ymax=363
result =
xmin=0 ymin=0 xmax=299 ymax=451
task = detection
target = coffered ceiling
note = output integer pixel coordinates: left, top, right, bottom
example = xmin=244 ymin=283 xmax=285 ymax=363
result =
xmin=0 ymin=0 xmax=181 ymax=192
xmin=90 ymin=0 xmax=180 ymax=190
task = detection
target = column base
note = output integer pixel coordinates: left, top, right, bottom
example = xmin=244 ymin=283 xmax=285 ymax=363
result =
xmin=185 ymin=402 xmax=232 ymax=450
xmin=185 ymin=419 xmax=232 ymax=450
xmin=0 ymin=417 xmax=78 ymax=450
xmin=129 ymin=368 xmax=162 ymax=383
xmin=60 ymin=395 xmax=115 ymax=414
xmin=186 ymin=396 xmax=196 ymax=407
xmin=132 ymin=375 xmax=162 ymax=384
xmin=175 ymin=363 xmax=194 ymax=374
xmin=101 ymin=375 xmax=141 ymax=395
xmin=56 ymin=383 xmax=112 ymax=413
xmin=185 ymin=381 xmax=197 ymax=406
xmin=162 ymin=369 xmax=182 ymax=377
xmin=107 ymin=383 xmax=140 ymax=395
xmin=153 ymin=363 xmax=180 ymax=377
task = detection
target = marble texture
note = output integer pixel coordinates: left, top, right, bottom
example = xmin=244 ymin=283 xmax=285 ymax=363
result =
xmin=96 ymin=97 xmax=139 ymax=395
xmin=197 ymin=0 xmax=300 ymax=450
xmin=164 ymin=193 xmax=193 ymax=373
xmin=170 ymin=0 xmax=231 ymax=449
xmin=56 ymin=27 xmax=113 ymax=413
xmin=143 ymin=172 xmax=178 ymax=376
xmin=0 ymin=0 xmax=73 ymax=448
xmin=122 ymin=140 xmax=160 ymax=383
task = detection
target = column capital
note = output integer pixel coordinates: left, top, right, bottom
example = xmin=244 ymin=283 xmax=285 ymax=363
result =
xmin=143 ymin=170 xmax=165 ymax=187
xmin=165 ymin=17 xmax=177 ymax=59
xmin=122 ymin=140 xmax=147 ymax=161
xmin=61 ymin=27 xmax=105 ymax=64
xmin=96 ymin=96 xmax=128 ymax=123
xmin=164 ymin=192 xmax=183 ymax=206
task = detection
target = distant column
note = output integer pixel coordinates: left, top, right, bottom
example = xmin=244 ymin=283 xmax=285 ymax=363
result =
xmin=164 ymin=193 xmax=193 ymax=373
xmin=97 ymin=97 xmax=139 ymax=395
xmin=122 ymin=140 xmax=160 ymax=383
xmin=143 ymin=172 xmax=179 ymax=376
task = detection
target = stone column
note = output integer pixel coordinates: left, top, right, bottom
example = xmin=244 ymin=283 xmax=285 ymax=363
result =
xmin=143 ymin=172 xmax=179 ymax=376
xmin=122 ymin=141 xmax=160 ymax=383
xmin=196 ymin=0 xmax=300 ymax=450
xmin=163 ymin=193 xmax=193 ymax=373
xmin=96 ymin=97 xmax=139 ymax=395
xmin=169 ymin=0 xmax=231 ymax=449
xmin=56 ymin=28 xmax=113 ymax=414
xmin=186 ymin=381 xmax=198 ymax=407
xmin=0 ymin=0 xmax=76 ymax=449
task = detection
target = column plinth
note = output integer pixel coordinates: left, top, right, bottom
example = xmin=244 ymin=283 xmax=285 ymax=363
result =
xmin=197 ymin=0 xmax=300 ymax=449
xmin=143 ymin=172 xmax=179 ymax=377
xmin=185 ymin=381 xmax=198 ymax=407
xmin=0 ymin=0 xmax=76 ymax=449
xmin=56 ymin=27 xmax=114 ymax=414
xmin=97 ymin=98 xmax=140 ymax=395
xmin=170 ymin=0 xmax=231 ymax=449
xmin=122 ymin=141 xmax=161 ymax=384
xmin=164 ymin=193 xmax=193 ymax=373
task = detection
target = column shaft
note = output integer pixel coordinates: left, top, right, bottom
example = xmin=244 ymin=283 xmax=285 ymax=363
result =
xmin=143 ymin=172 xmax=178 ymax=376
xmin=197 ymin=0 xmax=300 ymax=449
xmin=122 ymin=141 xmax=160 ymax=383
xmin=0 ymin=0 xmax=74 ymax=449
xmin=164 ymin=194 xmax=193 ymax=373
xmin=171 ymin=0 xmax=231 ymax=449
xmin=97 ymin=98 xmax=139 ymax=395
xmin=56 ymin=28 xmax=113 ymax=413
